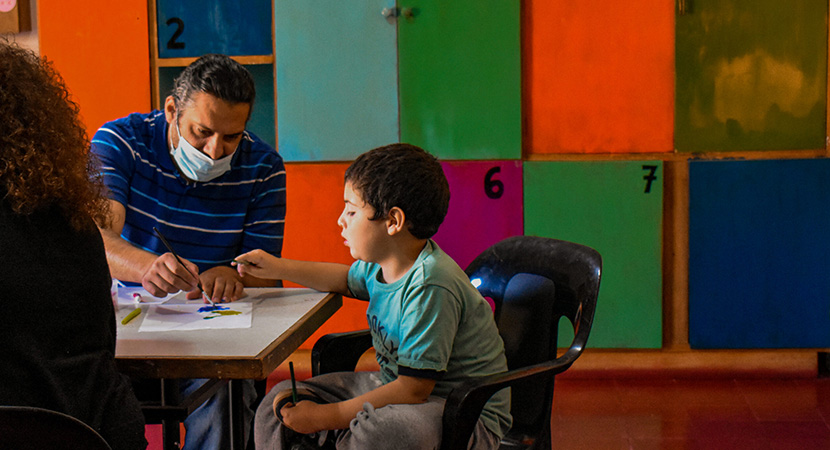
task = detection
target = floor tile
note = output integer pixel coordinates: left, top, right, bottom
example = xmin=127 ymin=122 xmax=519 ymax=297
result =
xmin=549 ymin=376 xmax=827 ymax=450
xmin=736 ymin=379 xmax=826 ymax=422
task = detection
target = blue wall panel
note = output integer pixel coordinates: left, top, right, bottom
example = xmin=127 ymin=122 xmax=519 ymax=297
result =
xmin=689 ymin=159 xmax=830 ymax=348
xmin=157 ymin=0 xmax=272 ymax=58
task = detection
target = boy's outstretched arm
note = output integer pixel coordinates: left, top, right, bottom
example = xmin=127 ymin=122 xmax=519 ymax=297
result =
xmin=280 ymin=375 xmax=436 ymax=434
xmin=233 ymin=249 xmax=351 ymax=295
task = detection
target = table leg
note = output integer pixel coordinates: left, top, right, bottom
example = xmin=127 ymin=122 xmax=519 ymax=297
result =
xmin=161 ymin=379 xmax=183 ymax=450
xmin=161 ymin=420 xmax=182 ymax=450
xmin=229 ymin=380 xmax=245 ymax=450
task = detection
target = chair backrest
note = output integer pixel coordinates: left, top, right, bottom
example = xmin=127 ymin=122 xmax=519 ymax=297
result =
xmin=0 ymin=406 xmax=113 ymax=450
xmin=465 ymin=236 xmax=601 ymax=440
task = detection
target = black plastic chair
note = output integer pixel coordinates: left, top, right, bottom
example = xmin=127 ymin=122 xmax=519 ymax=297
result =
xmin=311 ymin=236 xmax=601 ymax=450
xmin=0 ymin=405 xmax=113 ymax=450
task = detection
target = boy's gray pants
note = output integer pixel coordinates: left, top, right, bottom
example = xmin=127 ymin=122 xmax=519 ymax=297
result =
xmin=254 ymin=371 xmax=500 ymax=450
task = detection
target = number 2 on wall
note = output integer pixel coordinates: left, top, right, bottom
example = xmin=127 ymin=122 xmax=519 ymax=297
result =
xmin=166 ymin=17 xmax=185 ymax=50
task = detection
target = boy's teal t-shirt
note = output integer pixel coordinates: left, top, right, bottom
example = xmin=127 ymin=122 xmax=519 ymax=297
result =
xmin=347 ymin=240 xmax=512 ymax=438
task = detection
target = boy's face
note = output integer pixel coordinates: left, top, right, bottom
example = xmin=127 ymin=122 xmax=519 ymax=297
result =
xmin=338 ymin=182 xmax=389 ymax=262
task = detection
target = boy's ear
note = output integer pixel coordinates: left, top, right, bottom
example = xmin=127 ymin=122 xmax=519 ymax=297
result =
xmin=386 ymin=207 xmax=406 ymax=236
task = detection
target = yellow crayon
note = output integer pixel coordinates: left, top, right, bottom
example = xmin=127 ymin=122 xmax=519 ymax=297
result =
xmin=121 ymin=308 xmax=142 ymax=325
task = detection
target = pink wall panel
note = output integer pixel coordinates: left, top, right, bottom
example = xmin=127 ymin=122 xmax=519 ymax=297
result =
xmin=434 ymin=161 xmax=524 ymax=269
xmin=526 ymin=0 xmax=674 ymax=154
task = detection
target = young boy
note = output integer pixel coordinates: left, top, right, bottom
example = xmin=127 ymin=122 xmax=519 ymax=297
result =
xmin=234 ymin=143 xmax=511 ymax=449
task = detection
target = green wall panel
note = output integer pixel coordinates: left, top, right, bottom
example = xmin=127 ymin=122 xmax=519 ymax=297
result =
xmin=524 ymin=161 xmax=663 ymax=348
xmin=398 ymin=0 xmax=521 ymax=160
xmin=675 ymin=0 xmax=827 ymax=152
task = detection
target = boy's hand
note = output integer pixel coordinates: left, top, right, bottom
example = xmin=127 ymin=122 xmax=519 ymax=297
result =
xmin=232 ymin=253 xmax=351 ymax=295
xmin=280 ymin=401 xmax=329 ymax=434
xmin=232 ymin=249 xmax=279 ymax=279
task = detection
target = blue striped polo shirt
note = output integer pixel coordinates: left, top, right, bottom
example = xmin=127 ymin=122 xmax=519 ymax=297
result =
xmin=90 ymin=110 xmax=285 ymax=277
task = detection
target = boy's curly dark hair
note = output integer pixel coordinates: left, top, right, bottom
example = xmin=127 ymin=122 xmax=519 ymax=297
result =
xmin=345 ymin=143 xmax=450 ymax=239
xmin=0 ymin=41 xmax=108 ymax=230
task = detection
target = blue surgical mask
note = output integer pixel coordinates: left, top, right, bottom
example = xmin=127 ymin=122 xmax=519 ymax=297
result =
xmin=170 ymin=123 xmax=233 ymax=182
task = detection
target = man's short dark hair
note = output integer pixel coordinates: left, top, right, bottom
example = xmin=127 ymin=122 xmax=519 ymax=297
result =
xmin=171 ymin=54 xmax=255 ymax=110
xmin=345 ymin=143 xmax=450 ymax=239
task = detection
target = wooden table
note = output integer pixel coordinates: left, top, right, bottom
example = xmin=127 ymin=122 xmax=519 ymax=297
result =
xmin=115 ymin=288 xmax=342 ymax=450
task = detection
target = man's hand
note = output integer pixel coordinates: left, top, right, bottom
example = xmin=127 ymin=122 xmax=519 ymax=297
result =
xmin=142 ymin=252 xmax=200 ymax=297
xmin=189 ymin=265 xmax=245 ymax=303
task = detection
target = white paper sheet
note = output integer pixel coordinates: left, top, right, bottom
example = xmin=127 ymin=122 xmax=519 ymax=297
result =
xmin=138 ymin=302 xmax=253 ymax=332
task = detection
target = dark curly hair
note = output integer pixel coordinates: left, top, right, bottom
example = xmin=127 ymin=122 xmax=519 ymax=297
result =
xmin=0 ymin=40 xmax=109 ymax=230
xmin=344 ymin=143 xmax=450 ymax=239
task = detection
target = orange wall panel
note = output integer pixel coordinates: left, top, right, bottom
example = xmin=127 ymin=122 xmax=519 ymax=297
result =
xmin=283 ymin=163 xmax=367 ymax=348
xmin=282 ymin=163 xmax=352 ymax=264
xmin=38 ymin=0 xmax=150 ymax=136
xmin=527 ymin=0 xmax=674 ymax=154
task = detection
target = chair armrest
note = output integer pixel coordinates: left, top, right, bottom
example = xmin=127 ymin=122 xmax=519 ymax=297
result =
xmin=440 ymin=347 xmax=582 ymax=450
xmin=311 ymin=329 xmax=373 ymax=376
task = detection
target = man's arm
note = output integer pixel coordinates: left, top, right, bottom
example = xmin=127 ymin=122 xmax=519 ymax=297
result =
xmin=98 ymin=200 xmax=153 ymax=282
xmin=99 ymin=199 xmax=200 ymax=297
xmin=101 ymin=199 xmax=264 ymax=302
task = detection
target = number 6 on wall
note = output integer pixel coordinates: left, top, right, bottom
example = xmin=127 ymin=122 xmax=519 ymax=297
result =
xmin=484 ymin=166 xmax=504 ymax=199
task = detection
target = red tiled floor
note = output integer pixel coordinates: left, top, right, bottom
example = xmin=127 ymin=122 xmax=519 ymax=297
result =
xmin=144 ymin=375 xmax=830 ymax=448
xmin=551 ymin=377 xmax=830 ymax=449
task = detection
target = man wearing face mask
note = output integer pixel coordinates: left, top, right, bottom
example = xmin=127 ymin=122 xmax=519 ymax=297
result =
xmin=90 ymin=54 xmax=285 ymax=450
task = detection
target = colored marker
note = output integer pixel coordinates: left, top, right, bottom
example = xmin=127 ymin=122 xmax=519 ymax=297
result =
xmin=132 ymin=292 xmax=143 ymax=303
xmin=289 ymin=361 xmax=298 ymax=404
xmin=153 ymin=227 xmax=215 ymax=307
xmin=233 ymin=259 xmax=258 ymax=267
xmin=121 ymin=308 xmax=141 ymax=325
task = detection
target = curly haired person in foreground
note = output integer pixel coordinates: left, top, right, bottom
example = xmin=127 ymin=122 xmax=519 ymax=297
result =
xmin=0 ymin=40 xmax=147 ymax=450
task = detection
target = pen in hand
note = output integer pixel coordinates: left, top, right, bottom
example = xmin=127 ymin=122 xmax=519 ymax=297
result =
xmin=289 ymin=361 xmax=298 ymax=404
xmin=152 ymin=226 xmax=215 ymax=306
xmin=232 ymin=259 xmax=259 ymax=268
